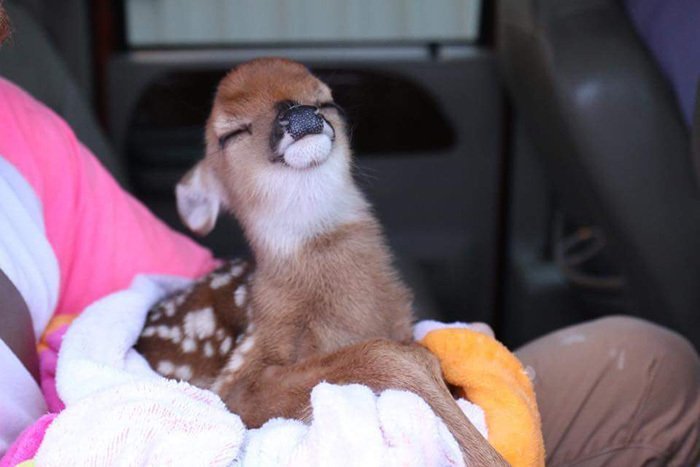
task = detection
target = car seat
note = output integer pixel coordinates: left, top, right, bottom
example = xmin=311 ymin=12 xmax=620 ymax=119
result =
xmin=498 ymin=0 xmax=700 ymax=345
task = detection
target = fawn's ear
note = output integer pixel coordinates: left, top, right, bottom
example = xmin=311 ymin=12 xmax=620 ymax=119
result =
xmin=176 ymin=164 xmax=221 ymax=236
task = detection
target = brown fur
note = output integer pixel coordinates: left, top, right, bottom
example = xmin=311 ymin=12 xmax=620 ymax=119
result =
xmin=246 ymin=220 xmax=414 ymax=363
xmin=136 ymin=260 xmax=253 ymax=387
xmin=137 ymin=58 xmax=506 ymax=465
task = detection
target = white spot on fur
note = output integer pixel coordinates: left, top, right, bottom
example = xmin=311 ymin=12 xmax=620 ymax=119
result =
xmin=235 ymin=333 xmax=245 ymax=345
xmin=152 ymin=325 xmax=182 ymax=344
xmin=226 ymin=353 xmax=245 ymax=373
xmin=149 ymin=311 xmax=162 ymax=322
xmin=164 ymin=301 xmax=176 ymax=317
xmin=560 ymin=333 xmax=586 ymax=346
xmin=216 ymin=329 xmax=225 ymax=341
xmin=204 ymin=341 xmax=215 ymax=357
xmin=220 ymin=336 xmax=232 ymax=354
xmin=234 ymin=285 xmax=247 ymax=307
xmin=181 ymin=338 xmax=196 ymax=353
xmin=174 ymin=365 xmax=193 ymax=380
xmin=157 ymin=360 xmax=174 ymax=375
xmin=230 ymin=264 xmax=245 ymax=277
xmin=210 ymin=273 xmax=232 ymax=289
xmin=141 ymin=326 xmax=156 ymax=337
xmin=239 ymin=336 xmax=255 ymax=354
xmin=175 ymin=294 xmax=187 ymax=306
xmin=170 ymin=326 xmax=182 ymax=343
xmin=184 ymin=307 xmax=216 ymax=339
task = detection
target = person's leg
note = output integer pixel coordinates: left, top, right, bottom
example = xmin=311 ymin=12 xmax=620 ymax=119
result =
xmin=516 ymin=316 xmax=700 ymax=466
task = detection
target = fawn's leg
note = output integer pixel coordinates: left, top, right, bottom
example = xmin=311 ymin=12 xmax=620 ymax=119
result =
xmin=218 ymin=339 xmax=507 ymax=466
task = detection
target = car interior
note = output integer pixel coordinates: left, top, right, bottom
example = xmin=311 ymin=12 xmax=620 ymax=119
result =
xmin=0 ymin=0 xmax=697 ymax=363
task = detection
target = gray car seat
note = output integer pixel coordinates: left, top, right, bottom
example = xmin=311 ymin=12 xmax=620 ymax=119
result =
xmin=0 ymin=1 xmax=128 ymax=186
xmin=498 ymin=0 xmax=699 ymax=345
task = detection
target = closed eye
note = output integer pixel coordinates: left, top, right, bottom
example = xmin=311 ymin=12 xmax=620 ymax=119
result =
xmin=218 ymin=124 xmax=252 ymax=149
xmin=318 ymin=102 xmax=346 ymax=119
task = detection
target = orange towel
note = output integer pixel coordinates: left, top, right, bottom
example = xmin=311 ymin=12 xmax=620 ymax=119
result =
xmin=420 ymin=328 xmax=545 ymax=467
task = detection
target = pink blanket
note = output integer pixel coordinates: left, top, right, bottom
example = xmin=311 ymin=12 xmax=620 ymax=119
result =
xmin=0 ymin=77 xmax=218 ymax=465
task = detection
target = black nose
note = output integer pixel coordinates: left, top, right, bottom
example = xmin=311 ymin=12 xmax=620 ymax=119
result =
xmin=278 ymin=105 xmax=324 ymax=141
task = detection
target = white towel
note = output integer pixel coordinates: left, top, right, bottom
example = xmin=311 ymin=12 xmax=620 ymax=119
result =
xmin=37 ymin=274 xmax=484 ymax=466
xmin=35 ymin=381 xmax=245 ymax=467
xmin=242 ymin=383 xmax=464 ymax=467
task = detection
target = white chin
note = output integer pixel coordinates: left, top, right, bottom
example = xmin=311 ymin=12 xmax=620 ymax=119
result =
xmin=283 ymin=135 xmax=333 ymax=170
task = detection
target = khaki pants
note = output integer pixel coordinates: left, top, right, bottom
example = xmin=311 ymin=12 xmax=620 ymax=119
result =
xmin=516 ymin=316 xmax=700 ymax=466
